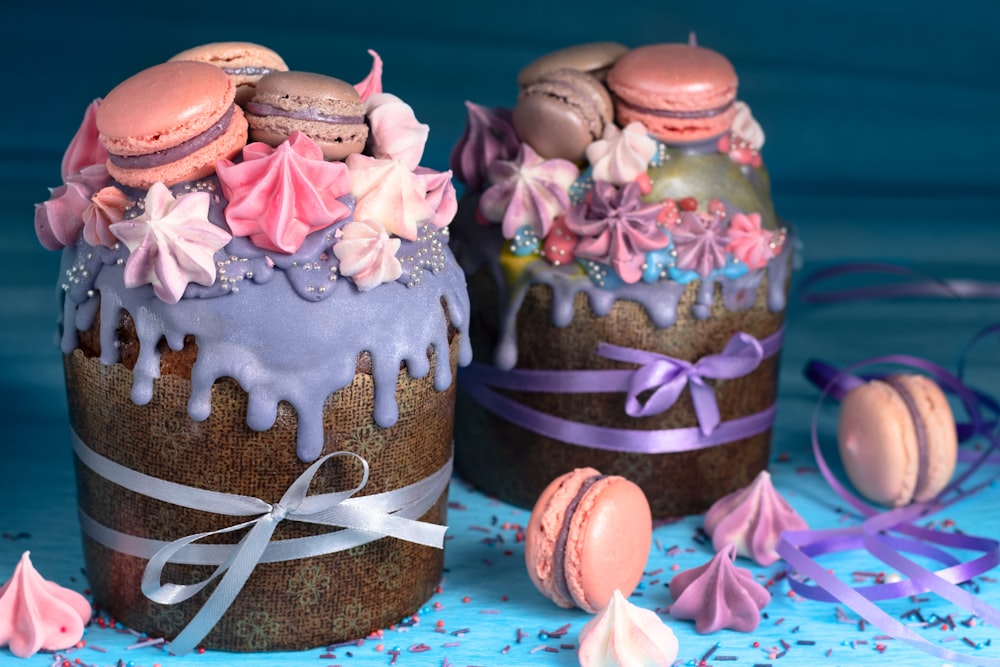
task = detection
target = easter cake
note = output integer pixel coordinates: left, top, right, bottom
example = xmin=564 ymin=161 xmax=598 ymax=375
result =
xmin=450 ymin=40 xmax=790 ymax=517
xmin=34 ymin=44 xmax=470 ymax=652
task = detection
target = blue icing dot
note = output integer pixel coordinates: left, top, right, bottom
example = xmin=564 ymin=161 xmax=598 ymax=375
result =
xmin=642 ymin=246 xmax=675 ymax=284
xmin=649 ymin=138 xmax=669 ymax=167
xmin=577 ymin=258 xmax=625 ymax=289
xmin=568 ymin=169 xmax=594 ymax=205
xmin=508 ymin=224 xmax=540 ymax=256
xmin=668 ymin=265 xmax=701 ymax=285
xmin=711 ymin=258 xmax=750 ymax=280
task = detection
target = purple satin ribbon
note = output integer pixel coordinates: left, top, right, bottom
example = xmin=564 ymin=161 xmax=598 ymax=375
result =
xmin=796 ymin=261 xmax=1000 ymax=304
xmin=779 ymin=346 xmax=1000 ymax=665
xmin=459 ymin=327 xmax=783 ymax=453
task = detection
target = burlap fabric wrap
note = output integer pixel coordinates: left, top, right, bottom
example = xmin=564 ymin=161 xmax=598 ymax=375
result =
xmin=65 ymin=310 xmax=459 ymax=651
xmin=455 ymin=265 xmax=786 ymax=518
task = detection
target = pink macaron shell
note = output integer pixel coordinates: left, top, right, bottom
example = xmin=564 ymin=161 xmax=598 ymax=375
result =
xmin=97 ymin=61 xmax=235 ymax=156
xmin=525 ymin=467 xmax=601 ymax=608
xmin=607 ymin=43 xmax=738 ymax=143
xmin=562 ymin=476 xmax=652 ymax=612
xmin=891 ymin=375 xmax=957 ymax=502
xmin=838 ymin=379 xmax=919 ymax=507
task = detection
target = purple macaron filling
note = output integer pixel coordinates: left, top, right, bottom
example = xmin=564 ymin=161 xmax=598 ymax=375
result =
xmin=106 ymin=104 xmax=236 ymax=170
xmin=884 ymin=376 xmax=930 ymax=496
xmin=614 ymin=96 xmax=734 ymax=119
xmin=552 ymin=474 xmax=606 ymax=605
xmin=245 ymin=102 xmax=364 ymax=125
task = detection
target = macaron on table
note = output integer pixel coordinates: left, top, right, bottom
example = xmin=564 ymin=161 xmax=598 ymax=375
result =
xmin=3 ymin=3 xmax=1000 ymax=667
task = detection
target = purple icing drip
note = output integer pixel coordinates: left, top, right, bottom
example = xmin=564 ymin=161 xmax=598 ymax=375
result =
xmin=106 ymin=105 xmax=236 ymax=170
xmin=245 ymin=102 xmax=364 ymax=125
xmin=58 ymin=180 xmax=472 ymax=463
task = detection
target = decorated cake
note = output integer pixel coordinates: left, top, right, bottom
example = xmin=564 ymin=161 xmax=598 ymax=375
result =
xmin=450 ymin=39 xmax=791 ymax=517
xmin=33 ymin=43 xmax=470 ymax=652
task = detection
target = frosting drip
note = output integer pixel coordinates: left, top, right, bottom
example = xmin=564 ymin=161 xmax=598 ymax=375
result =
xmin=60 ymin=178 xmax=471 ymax=462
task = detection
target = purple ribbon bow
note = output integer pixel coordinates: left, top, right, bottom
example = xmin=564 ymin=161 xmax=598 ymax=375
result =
xmin=596 ymin=332 xmax=765 ymax=435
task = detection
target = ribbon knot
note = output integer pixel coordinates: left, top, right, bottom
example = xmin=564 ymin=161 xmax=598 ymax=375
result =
xmin=268 ymin=503 xmax=289 ymax=522
xmin=596 ymin=332 xmax=766 ymax=435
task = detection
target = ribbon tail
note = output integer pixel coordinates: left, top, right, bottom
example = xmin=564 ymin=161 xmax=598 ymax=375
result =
xmin=689 ymin=379 xmax=720 ymax=435
xmin=165 ymin=516 xmax=280 ymax=655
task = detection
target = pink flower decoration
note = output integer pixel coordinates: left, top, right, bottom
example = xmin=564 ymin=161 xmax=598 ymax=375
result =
xmin=668 ymin=543 xmax=771 ymax=633
xmin=565 ymin=180 xmax=668 ymax=284
xmin=61 ymin=99 xmax=108 ymax=180
xmin=670 ymin=210 xmax=730 ymax=278
xmin=34 ymin=165 xmax=111 ymax=250
xmin=727 ymin=212 xmax=781 ymax=270
xmin=366 ymin=93 xmax=429 ymax=171
xmin=217 ymin=131 xmax=352 ymax=254
xmin=111 ymin=182 xmax=232 ymax=304
xmin=414 ymin=166 xmax=457 ymax=229
xmin=542 ymin=215 xmax=578 ymax=266
xmin=479 ymin=144 xmax=579 ymax=240
xmin=449 ymin=101 xmax=521 ymax=192
xmin=83 ymin=185 xmax=129 ymax=248
xmin=657 ymin=198 xmax=679 ymax=226
xmin=333 ymin=219 xmax=402 ymax=291
xmin=347 ymin=153 xmax=435 ymax=241
xmin=353 ymin=49 xmax=383 ymax=102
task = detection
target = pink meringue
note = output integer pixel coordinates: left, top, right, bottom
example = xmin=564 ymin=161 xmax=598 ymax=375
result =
xmin=731 ymin=101 xmax=765 ymax=151
xmin=333 ymin=219 xmax=402 ymax=291
xmin=703 ymin=469 xmax=807 ymax=566
xmin=365 ymin=92 xmax=429 ymax=171
xmin=347 ymin=153 xmax=435 ymax=241
xmin=34 ymin=164 xmax=112 ymax=250
xmin=414 ymin=166 xmax=457 ymax=229
xmin=585 ymin=121 xmax=658 ymax=186
xmin=577 ymin=589 xmax=679 ymax=667
xmin=0 ymin=551 xmax=91 ymax=658
xmin=111 ymin=182 xmax=231 ymax=304
xmin=727 ymin=213 xmax=782 ymax=271
xmin=668 ymin=543 xmax=770 ymax=633
xmin=61 ymin=99 xmax=108 ymax=180
xmin=670 ymin=210 xmax=730 ymax=278
xmin=217 ymin=131 xmax=352 ymax=254
xmin=82 ymin=185 xmax=129 ymax=248
xmin=479 ymin=144 xmax=579 ymax=240
xmin=353 ymin=49 xmax=384 ymax=102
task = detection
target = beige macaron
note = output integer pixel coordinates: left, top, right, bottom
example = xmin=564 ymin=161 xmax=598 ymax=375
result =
xmin=837 ymin=374 xmax=957 ymax=507
xmin=518 ymin=41 xmax=629 ymax=87
xmin=169 ymin=41 xmax=288 ymax=107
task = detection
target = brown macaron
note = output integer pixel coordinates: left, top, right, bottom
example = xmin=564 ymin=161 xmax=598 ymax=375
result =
xmin=169 ymin=41 xmax=288 ymax=107
xmin=512 ymin=68 xmax=613 ymax=162
xmin=245 ymin=70 xmax=369 ymax=160
xmin=518 ymin=42 xmax=629 ymax=87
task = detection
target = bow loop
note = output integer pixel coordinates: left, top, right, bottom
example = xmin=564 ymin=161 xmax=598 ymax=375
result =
xmin=597 ymin=332 xmax=766 ymax=435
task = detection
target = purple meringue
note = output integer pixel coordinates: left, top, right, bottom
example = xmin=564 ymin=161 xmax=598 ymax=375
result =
xmin=703 ymin=469 xmax=808 ymax=566
xmin=668 ymin=543 xmax=770 ymax=633
xmin=449 ymin=101 xmax=521 ymax=192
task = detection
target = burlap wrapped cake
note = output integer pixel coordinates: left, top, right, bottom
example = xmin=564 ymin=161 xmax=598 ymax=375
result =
xmin=35 ymin=46 xmax=470 ymax=652
xmin=449 ymin=40 xmax=791 ymax=517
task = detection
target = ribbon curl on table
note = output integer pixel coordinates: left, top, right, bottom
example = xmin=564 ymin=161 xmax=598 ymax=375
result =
xmin=71 ymin=430 xmax=451 ymax=656
xmin=777 ymin=344 xmax=1000 ymax=665
xmin=459 ymin=326 xmax=783 ymax=453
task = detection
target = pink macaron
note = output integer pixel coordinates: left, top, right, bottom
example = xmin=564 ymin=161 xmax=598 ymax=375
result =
xmin=838 ymin=374 xmax=958 ymax=507
xmin=96 ymin=61 xmax=248 ymax=189
xmin=606 ymin=43 xmax=738 ymax=143
xmin=524 ymin=467 xmax=652 ymax=612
